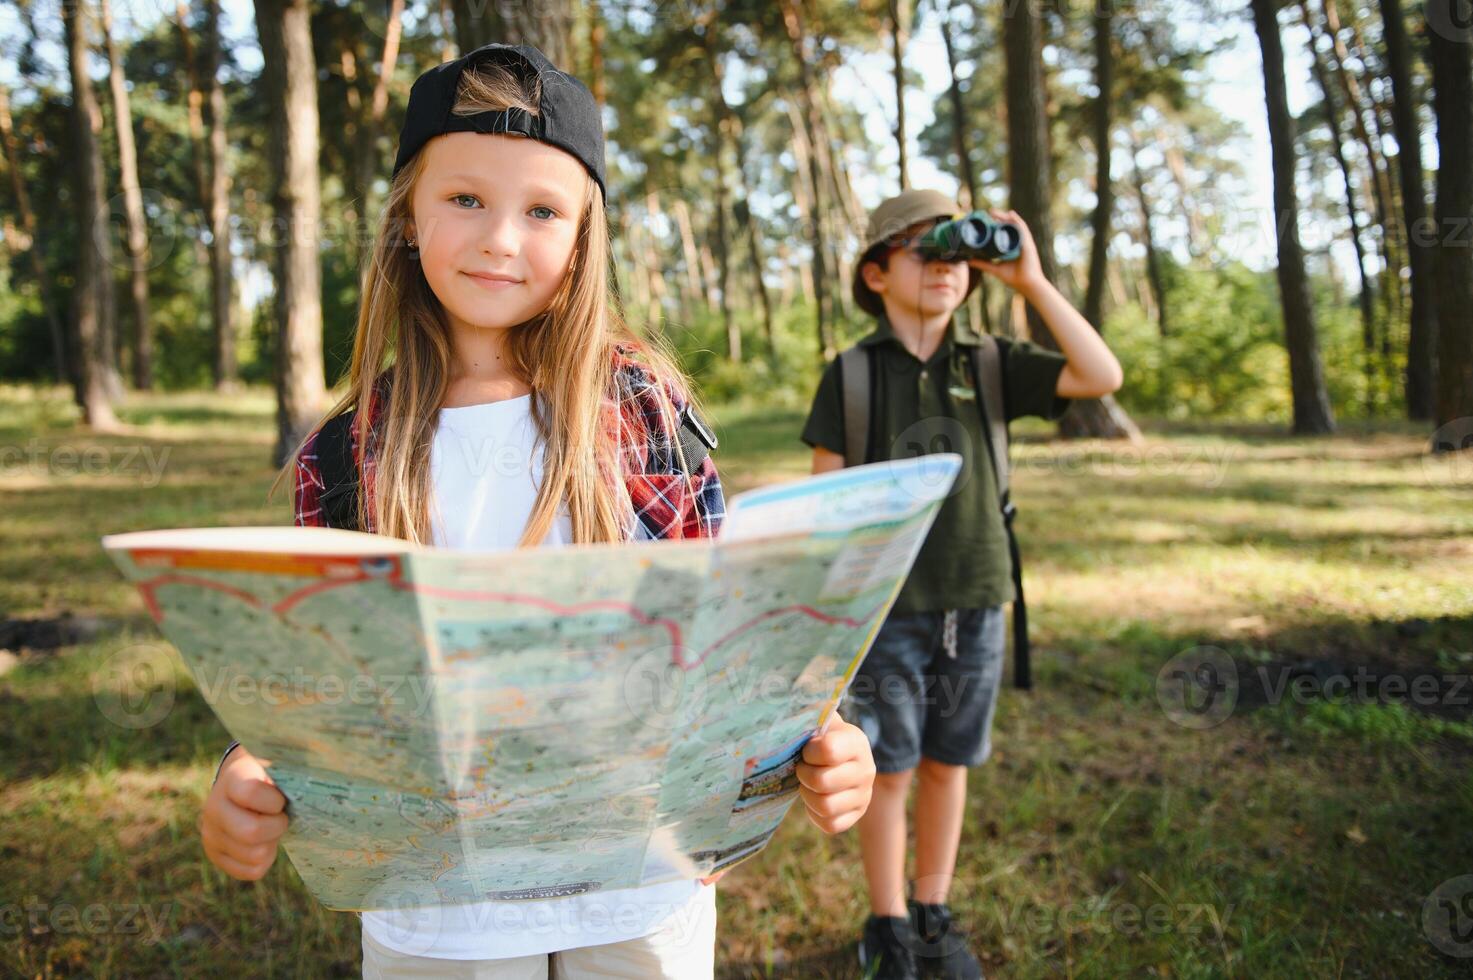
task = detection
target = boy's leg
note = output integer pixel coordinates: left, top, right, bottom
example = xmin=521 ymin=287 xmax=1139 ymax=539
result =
xmin=912 ymin=758 xmax=968 ymax=905
xmin=912 ymin=604 xmax=1006 ymax=902
xmin=858 ymin=768 xmax=915 ymax=916
xmin=549 ymin=883 xmax=716 ymax=980
xmin=840 ymin=611 xmax=940 ymax=916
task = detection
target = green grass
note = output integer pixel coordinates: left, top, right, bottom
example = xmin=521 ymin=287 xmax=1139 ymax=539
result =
xmin=3 ymin=382 xmax=1471 ymax=977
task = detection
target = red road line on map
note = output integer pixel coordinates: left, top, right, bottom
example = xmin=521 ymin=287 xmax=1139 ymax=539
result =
xmin=140 ymin=565 xmax=881 ymax=671
xmin=394 ymin=579 xmax=688 ymax=658
xmin=137 ymin=574 xmax=265 ymax=622
xmin=272 ymin=571 xmax=374 ymax=615
xmin=684 ymin=604 xmax=875 ymax=670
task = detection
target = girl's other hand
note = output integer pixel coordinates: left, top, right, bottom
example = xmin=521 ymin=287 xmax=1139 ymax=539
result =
xmin=967 ymin=208 xmax=1046 ymax=294
xmin=795 ymin=718 xmax=877 ymax=835
xmin=201 ymin=747 xmax=289 ymax=881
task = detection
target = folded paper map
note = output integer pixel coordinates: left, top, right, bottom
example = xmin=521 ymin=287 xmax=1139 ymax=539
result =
xmin=102 ymin=454 xmax=962 ymax=911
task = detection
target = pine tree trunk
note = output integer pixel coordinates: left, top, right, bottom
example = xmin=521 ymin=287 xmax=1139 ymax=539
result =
xmin=697 ymin=22 xmax=738 ymax=361
xmin=202 ymin=0 xmax=236 ymax=390
xmin=779 ymin=0 xmax=834 ymax=360
xmin=1083 ymin=5 xmax=1113 ymax=333
xmin=1128 ymin=134 xmax=1168 ymax=337
xmin=1428 ymin=10 xmax=1473 ymax=435
xmin=940 ymin=2 xmax=991 ymax=336
xmin=1301 ymin=7 xmax=1376 ymax=414
xmin=100 ymin=0 xmax=153 ymax=390
xmin=1252 ymin=0 xmax=1336 ymax=435
xmin=450 ymin=0 xmax=574 ymax=69
xmin=1061 ymin=5 xmax=1139 ymax=443
xmin=1311 ymin=0 xmax=1401 ymax=326
xmin=347 ymin=0 xmax=403 ymax=276
xmin=0 ymin=85 xmax=67 ymax=381
xmin=62 ymin=0 xmax=118 ymax=428
xmin=255 ymin=0 xmax=326 ymax=466
xmin=1002 ymin=0 xmax=1058 ymax=308
xmin=1380 ymin=0 xmax=1438 ymax=419
xmin=889 ymin=0 xmax=910 ymax=189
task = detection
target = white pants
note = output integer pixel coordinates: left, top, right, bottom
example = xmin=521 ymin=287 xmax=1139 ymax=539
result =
xmin=361 ymin=884 xmax=717 ymax=979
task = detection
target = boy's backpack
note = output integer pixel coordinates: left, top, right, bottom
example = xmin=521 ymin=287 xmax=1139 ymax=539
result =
xmin=838 ymin=334 xmax=1032 ymax=690
xmin=311 ymin=401 xmax=718 ymax=534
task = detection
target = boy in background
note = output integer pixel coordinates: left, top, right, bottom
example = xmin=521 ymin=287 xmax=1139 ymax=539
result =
xmin=801 ymin=189 xmax=1123 ymax=979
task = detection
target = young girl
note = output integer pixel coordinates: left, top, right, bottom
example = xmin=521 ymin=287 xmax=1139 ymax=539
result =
xmin=198 ymin=43 xmax=876 ymax=978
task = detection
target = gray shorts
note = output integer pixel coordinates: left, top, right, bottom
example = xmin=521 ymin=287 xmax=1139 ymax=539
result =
xmin=839 ymin=606 xmax=1007 ymax=773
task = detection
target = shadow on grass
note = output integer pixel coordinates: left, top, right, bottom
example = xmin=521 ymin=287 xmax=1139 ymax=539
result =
xmin=716 ymin=944 xmax=860 ymax=979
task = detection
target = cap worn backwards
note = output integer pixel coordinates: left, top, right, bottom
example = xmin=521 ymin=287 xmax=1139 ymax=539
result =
xmin=391 ymin=42 xmax=606 ymax=200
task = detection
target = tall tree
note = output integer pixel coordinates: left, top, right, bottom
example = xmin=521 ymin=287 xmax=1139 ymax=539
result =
xmin=1300 ymin=0 xmax=1376 ymax=411
xmin=201 ymin=0 xmax=236 ymax=390
xmin=61 ymin=0 xmax=118 ymax=427
xmin=1309 ymin=0 xmax=1401 ymax=329
xmin=99 ymin=0 xmax=153 ymax=390
xmin=889 ymin=0 xmax=912 ymax=189
xmin=175 ymin=0 xmax=235 ymax=389
xmin=779 ymin=0 xmax=837 ymax=359
xmin=1428 ymin=4 xmax=1473 ymax=435
xmin=1082 ymin=3 xmax=1114 ymax=333
xmin=1379 ymin=0 xmax=1437 ymax=419
xmin=450 ymin=0 xmax=575 ymax=68
xmin=937 ymin=0 xmax=992 ymax=335
xmin=1127 ymin=130 xmax=1169 ymax=337
xmin=1251 ymin=0 xmax=1335 ymax=434
xmin=255 ymin=0 xmax=326 ymax=465
xmin=1001 ymin=0 xmax=1058 ymax=309
xmin=1003 ymin=0 xmax=1137 ymax=439
xmin=0 ymin=84 xmax=67 ymax=381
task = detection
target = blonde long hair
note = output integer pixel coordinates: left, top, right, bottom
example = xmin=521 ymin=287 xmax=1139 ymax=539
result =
xmin=271 ymin=59 xmax=699 ymax=546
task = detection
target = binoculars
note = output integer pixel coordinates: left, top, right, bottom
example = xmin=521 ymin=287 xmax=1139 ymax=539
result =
xmin=915 ymin=212 xmax=1023 ymax=263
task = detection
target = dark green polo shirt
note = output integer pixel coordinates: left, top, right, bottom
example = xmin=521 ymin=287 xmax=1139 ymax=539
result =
xmin=801 ymin=312 xmax=1071 ymax=614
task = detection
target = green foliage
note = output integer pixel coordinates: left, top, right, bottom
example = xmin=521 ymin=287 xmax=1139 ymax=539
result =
xmin=1107 ymin=261 xmax=1290 ymax=420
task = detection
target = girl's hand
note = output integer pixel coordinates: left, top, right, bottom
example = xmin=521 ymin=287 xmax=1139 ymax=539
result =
xmin=201 ymin=747 xmax=289 ymax=881
xmin=968 ymin=208 xmax=1047 ymax=294
xmin=795 ymin=719 xmax=876 ymax=835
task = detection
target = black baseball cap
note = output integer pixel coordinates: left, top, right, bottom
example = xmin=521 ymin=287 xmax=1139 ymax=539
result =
xmin=390 ymin=42 xmax=606 ymax=200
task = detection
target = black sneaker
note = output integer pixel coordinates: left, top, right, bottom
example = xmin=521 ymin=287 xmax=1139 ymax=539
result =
xmin=908 ymin=900 xmax=984 ymax=980
xmin=857 ymin=914 xmax=922 ymax=980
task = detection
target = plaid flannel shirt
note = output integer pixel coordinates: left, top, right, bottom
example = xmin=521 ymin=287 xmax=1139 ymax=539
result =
xmin=292 ymin=346 xmax=726 ymax=541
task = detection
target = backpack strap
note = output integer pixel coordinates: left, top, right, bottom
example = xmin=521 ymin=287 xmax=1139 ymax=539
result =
xmin=970 ymin=336 xmax=1010 ymax=501
xmin=314 ymin=410 xmax=360 ymax=532
xmin=674 ymin=402 xmax=718 ymax=474
xmin=839 ymin=346 xmax=872 ymax=467
xmin=966 ymin=335 xmax=1031 ymax=691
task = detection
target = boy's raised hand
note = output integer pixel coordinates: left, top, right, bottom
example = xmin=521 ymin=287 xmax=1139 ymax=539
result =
xmin=795 ymin=718 xmax=876 ymax=835
xmin=201 ymin=747 xmax=289 ymax=881
xmin=968 ymin=207 xmax=1046 ymax=294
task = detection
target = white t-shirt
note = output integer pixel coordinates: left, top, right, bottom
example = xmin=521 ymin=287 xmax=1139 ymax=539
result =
xmin=360 ymin=393 xmax=704 ymax=960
